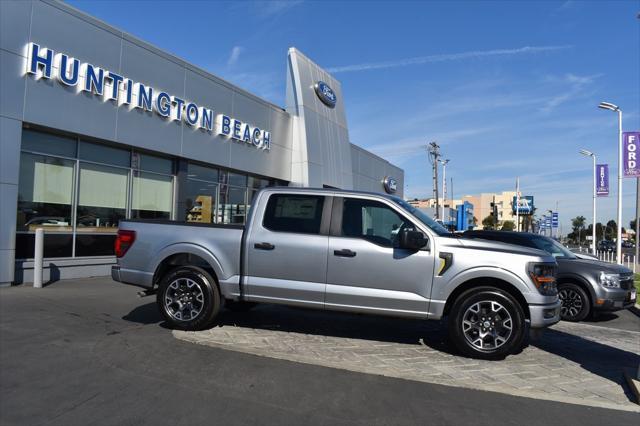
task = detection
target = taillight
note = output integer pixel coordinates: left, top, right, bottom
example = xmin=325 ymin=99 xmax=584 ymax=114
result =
xmin=115 ymin=229 xmax=136 ymax=258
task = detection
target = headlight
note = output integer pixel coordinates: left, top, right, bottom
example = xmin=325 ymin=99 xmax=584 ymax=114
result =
xmin=528 ymin=263 xmax=558 ymax=296
xmin=599 ymin=272 xmax=620 ymax=288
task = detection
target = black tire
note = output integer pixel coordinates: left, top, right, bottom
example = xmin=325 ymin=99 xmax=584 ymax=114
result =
xmin=225 ymin=300 xmax=257 ymax=312
xmin=157 ymin=266 xmax=221 ymax=331
xmin=558 ymin=283 xmax=590 ymax=322
xmin=448 ymin=286 xmax=527 ymax=360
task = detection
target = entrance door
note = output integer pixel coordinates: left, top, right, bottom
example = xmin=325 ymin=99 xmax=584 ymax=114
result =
xmin=325 ymin=197 xmax=435 ymax=317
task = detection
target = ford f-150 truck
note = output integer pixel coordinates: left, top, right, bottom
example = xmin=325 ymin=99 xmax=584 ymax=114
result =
xmin=112 ymin=187 xmax=561 ymax=359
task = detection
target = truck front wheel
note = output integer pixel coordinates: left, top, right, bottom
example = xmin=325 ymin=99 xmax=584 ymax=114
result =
xmin=157 ymin=266 xmax=221 ymax=331
xmin=448 ymin=287 xmax=526 ymax=360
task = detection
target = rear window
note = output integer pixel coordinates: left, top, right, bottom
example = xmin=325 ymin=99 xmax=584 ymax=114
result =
xmin=263 ymin=194 xmax=325 ymax=234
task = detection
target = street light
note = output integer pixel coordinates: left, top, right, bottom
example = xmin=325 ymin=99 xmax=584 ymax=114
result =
xmin=598 ymin=101 xmax=623 ymax=264
xmin=438 ymin=159 xmax=450 ymax=225
xmin=580 ymin=148 xmax=597 ymax=254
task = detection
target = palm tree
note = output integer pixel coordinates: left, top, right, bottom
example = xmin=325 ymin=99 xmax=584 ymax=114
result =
xmin=571 ymin=216 xmax=586 ymax=244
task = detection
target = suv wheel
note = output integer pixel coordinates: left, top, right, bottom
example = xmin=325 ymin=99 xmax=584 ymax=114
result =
xmin=448 ymin=287 xmax=526 ymax=360
xmin=157 ymin=266 xmax=221 ymax=330
xmin=558 ymin=283 xmax=590 ymax=322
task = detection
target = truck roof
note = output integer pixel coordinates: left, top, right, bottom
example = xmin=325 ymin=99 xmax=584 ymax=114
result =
xmin=260 ymin=186 xmax=400 ymax=201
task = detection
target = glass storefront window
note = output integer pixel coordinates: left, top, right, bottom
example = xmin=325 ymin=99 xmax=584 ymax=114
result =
xmin=219 ymin=185 xmax=247 ymax=224
xmin=79 ymin=140 xmax=130 ymax=167
xmin=228 ymin=172 xmax=247 ymax=187
xmin=135 ymin=152 xmax=173 ymax=174
xmin=248 ymin=176 xmax=270 ymax=190
xmin=14 ymin=129 xmax=284 ymax=259
xmin=132 ymin=171 xmax=173 ymax=219
xmin=188 ymin=163 xmax=218 ymax=182
xmin=22 ymin=129 xmax=77 ymax=158
xmin=185 ymin=180 xmax=218 ymax=224
xmin=17 ymin=152 xmax=74 ymax=232
xmin=76 ymin=162 xmax=128 ymax=232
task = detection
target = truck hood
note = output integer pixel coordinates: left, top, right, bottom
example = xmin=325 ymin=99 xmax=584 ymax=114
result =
xmin=558 ymin=258 xmax=632 ymax=274
xmin=448 ymin=236 xmax=552 ymax=260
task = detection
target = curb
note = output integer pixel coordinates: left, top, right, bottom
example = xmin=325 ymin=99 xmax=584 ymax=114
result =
xmin=624 ymin=368 xmax=640 ymax=405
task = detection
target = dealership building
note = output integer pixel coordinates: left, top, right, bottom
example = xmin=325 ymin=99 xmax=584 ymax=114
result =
xmin=0 ymin=0 xmax=404 ymax=286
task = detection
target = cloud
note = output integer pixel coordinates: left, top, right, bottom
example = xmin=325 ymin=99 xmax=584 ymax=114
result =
xmin=326 ymin=45 xmax=573 ymax=73
xmin=539 ymin=73 xmax=602 ymax=113
xmin=253 ymin=0 xmax=303 ymax=18
xmin=227 ymin=46 xmax=243 ymax=67
xmin=365 ymin=126 xmax=498 ymax=162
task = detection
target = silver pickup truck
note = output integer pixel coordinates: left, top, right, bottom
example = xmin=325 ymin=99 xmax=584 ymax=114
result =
xmin=112 ymin=187 xmax=561 ymax=359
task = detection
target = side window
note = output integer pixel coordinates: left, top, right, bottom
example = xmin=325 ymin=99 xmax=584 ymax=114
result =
xmin=341 ymin=198 xmax=413 ymax=247
xmin=263 ymin=194 xmax=325 ymax=234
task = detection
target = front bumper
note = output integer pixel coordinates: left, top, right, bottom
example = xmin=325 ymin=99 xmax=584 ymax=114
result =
xmin=593 ymin=287 xmax=636 ymax=311
xmin=529 ymin=300 xmax=562 ymax=328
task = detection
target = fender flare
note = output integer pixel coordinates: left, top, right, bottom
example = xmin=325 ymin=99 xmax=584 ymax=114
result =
xmin=150 ymin=243 xmax=225 ymax=284
xmin=442 ymin=266 xmax=533 ymax=302
xmin=556 ymin=273 xmax=596 ymax=304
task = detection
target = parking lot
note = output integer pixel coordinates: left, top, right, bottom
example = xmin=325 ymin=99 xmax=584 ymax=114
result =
xmin=1 ymin=278 xmax=639 ymax=426
xmin=177 ymin=300 xmax=640 ymax=411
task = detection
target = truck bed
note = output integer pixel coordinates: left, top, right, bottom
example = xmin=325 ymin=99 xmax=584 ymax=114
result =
xmin=114 ymin=220 xmax=244 ymax=294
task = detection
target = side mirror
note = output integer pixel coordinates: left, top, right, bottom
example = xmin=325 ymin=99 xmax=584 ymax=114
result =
xmin=399 ymin=229 xmax=428 ymax=250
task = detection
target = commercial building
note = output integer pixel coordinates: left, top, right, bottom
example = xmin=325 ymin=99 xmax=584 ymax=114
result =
xmin=0 ymin=0 xmax=403 ymax=285
xmin=409 ymin=190 xmax=521 ymax=230
xmin=461 ymin=191 xmax=517 ymax=228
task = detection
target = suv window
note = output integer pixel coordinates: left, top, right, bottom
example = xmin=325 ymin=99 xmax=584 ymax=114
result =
xmin=342 ymin=198 xmax=413 ymax=247
xmin=263 ymin=194 xmax=325 ymax=234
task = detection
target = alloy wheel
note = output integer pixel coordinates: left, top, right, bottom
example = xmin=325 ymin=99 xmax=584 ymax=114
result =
xmin=559 ymin=288 xmax=584 ymax=319
xmin=461 ymin=300 xmax=513 ymax=350
xmin=164 ymin=278 xmax=205 ymax=322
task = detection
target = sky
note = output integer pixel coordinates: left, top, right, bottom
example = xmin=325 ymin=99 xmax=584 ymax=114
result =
xmin=67 ymin=0 xmax=640 ymax=232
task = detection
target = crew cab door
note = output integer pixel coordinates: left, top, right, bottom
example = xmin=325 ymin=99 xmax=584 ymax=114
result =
xmin=325 ymin=196 xmax=435 ymax=317
xmin=244 ymin=192 xmax=331 ymax=308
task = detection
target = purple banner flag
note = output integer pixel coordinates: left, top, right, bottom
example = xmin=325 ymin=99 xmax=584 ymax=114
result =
xmin=596 ymin=164 xmax=609 ymax=196
xmin=623 ymin=132 xmax=640 ymax=177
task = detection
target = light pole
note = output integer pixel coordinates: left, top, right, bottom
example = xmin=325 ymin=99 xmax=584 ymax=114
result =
xmin=580 ymin=149 xmax=597 ymax=254
xmin=439 ymin=159 xmax=450 ymax=225
xmin=598 ymin=101 xmax=623 ymax=264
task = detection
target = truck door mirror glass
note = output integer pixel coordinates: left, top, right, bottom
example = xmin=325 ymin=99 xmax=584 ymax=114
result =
xmin=399 ymin=229 xmax=428 ymax=250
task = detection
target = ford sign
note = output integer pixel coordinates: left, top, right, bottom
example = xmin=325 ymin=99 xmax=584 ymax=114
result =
xmin=314 ymin=81 xmax=337 ymax=108
xmin=382 ymin=176 xmax=397 ymax=194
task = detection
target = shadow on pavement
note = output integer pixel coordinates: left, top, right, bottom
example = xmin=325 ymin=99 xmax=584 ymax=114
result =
xmin=584 ymin=312 xmax=619 ymax=323
xmin=216 ymin=304 xmax=457 ymax=354
xmin=533 ymin=328 xmax=639 ymax=402
xmin=122 ymin=301 xmax=163 ymax=324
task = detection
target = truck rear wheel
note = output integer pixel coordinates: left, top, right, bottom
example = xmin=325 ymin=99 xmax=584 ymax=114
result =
xmin=157 ymin=266 xmax=221 ymax=331
xmin=448 ymin=286 xmax=526 ymax=360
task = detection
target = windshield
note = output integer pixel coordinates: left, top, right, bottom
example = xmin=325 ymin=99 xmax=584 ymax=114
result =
xmin=529 ymin=236 xmax=576 ymax=259
xmin=392 ymin=198 xmax=451 ymax=236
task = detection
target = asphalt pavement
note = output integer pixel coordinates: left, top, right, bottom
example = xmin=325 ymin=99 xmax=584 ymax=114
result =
xmin=0 ymin=278 xmax=638 ymax=426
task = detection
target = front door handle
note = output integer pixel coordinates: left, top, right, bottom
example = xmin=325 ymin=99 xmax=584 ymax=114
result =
xmin=254 ymin=242 xmax=275 ymax=250
xmin=334 ymin=249 xmax=356 ymax=258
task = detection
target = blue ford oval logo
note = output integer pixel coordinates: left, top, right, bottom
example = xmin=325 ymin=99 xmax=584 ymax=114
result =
xmin=314 ymin=81 xmax=337 ymax=108
xmin=382 ymin=176 xmax=397 ymax=194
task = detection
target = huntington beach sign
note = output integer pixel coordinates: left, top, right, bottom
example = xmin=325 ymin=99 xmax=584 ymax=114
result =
xmin=25 ymin=42 xmax=271 ymax=150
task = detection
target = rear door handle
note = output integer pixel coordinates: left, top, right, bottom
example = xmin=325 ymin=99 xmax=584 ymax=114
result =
xmin=254 ymin=242 xmax=275 ymax=250
xmin=334 ymin=249 xmax=356 ymax=258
